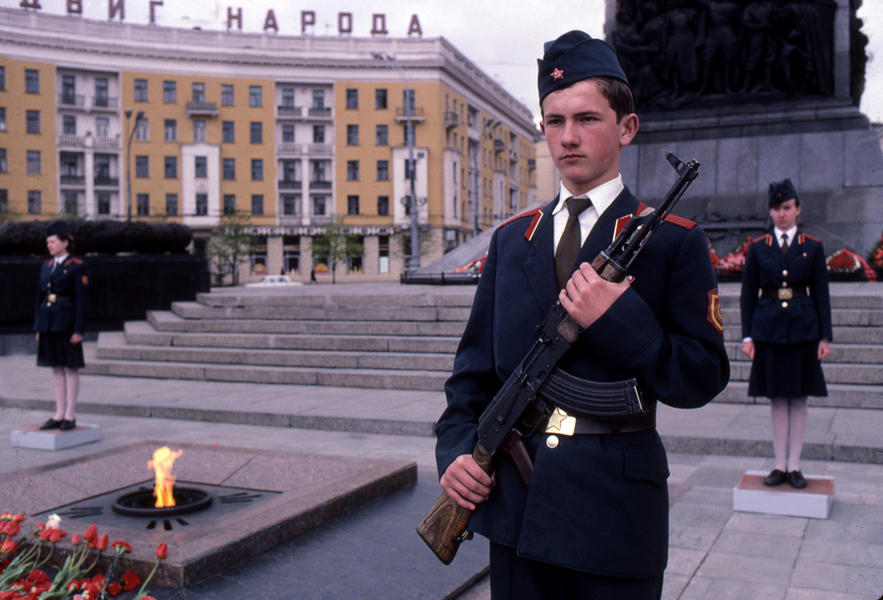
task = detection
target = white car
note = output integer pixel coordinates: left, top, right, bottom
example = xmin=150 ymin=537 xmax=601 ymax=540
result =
xmin=245 ymin=275 xmax=302 ymax=287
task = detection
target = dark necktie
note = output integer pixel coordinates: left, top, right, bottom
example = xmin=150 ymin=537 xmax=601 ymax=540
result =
xmin=780 ymin=233 xmax=789 ymax=256
xmin=555 ymin=196 xmax=592 ymax=290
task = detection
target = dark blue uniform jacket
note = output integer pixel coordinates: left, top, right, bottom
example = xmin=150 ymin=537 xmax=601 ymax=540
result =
xmin=33 ymin=256 xmax=89 ymax=334
xmin=435 ymin=188 xmax=729 ymax=578
xmin=740 ymin=232 xmax=832 ymax=343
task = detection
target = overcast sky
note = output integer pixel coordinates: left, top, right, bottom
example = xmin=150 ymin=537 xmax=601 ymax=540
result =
xmin=4 ymin=0 xmax=882 ymax=124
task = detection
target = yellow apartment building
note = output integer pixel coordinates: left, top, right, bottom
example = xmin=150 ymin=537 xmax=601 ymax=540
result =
xmin=0 ymin=7 xmax=540 ymax=282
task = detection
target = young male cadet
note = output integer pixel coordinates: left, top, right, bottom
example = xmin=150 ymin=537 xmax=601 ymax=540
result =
xmin=433 ymin=31 xmax=730 ymax=599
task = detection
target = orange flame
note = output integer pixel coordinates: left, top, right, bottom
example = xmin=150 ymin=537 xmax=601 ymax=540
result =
xmin=148 ymin=446 xmax=183 ymax=508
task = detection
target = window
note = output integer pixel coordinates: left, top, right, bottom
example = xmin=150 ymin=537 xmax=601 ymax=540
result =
xmin=91 ymin=77 xmax=107 ymax=107
xmin=134 ymin=78 xmax=147 ymax=101
xmin=312 ymin=125 xmax=325 ymax=144
xmin=405 ymin=158 xmax=417 ymax=180
xmin=135 ymin=155 xmax=149 ymax=177
xmin=223 ymin=194 xmax=236 ymax=215
xmin=281 ymin=160 xmax=297 ymax=181
xmin=28 ymin=190 xmax=41 ymax=214
xmin=0 ymin=66 xmax=5 ymax=91
xmin=193 ymin=120 xmax=205 ymax=142
xmin=221 ymin=84 xmax=234 ymax=106
xmin=222 ymin=121 xmax=235 ymax=143
xmin=95 ymin=155 xmax=112 ymax=180
xmin=346 ymin=88 xmax=358 ymax=109
xmin=282 ymin=124 xmax=294 ymax=143
xmin=251 ymin=194 xmax=264 ymax=215
xmin=251 ymin=158 xmax=263 ymax=180
xmin=404 ymin=122 xmax=415 ymax=146
xmin=97 ymin=193 xmax=111 ymax=215
xmin=195 ymin=156 xmax=207 ymax=178
xmin=375 ymin=88 xmax=387 ymax=109
xmin=347 ymin=160 xmax=359 ymax=181
xmin=26 ymin=110 xmax=40 ymax=134
xmin=376 ymin=160 xmax=389 ymax=181
xmin=0 ymin=108 xmax=5 ymax=132
xmin=377 ymin=195 xmax=389 ymax=216
xmin=249 ymin=85 xmax=262 ymax=107
xmin=195 ymin=193 xmax=208 ymax=216
xmin=402 ymin=89 xmax=416 ymax=112
xmin=63 ymin=192 xmax=78 ymax=216
xmin=27 ymin=150 xmax=41 ymax=174
xmin=63 ymin=115 xmax=76 ymax=135
xmin=282 ymin=195 xmax=298 ymax=216
xmin=312 ymin=89 xmax=325 ymax=109
xmin=134 ymin=118 xmax=149 ymax=141
xmin=312 ymin=196 xmax=326 ymax=216
xmin=163 ymin=80 xmax=176 ymax=103
xmin=249 ymin=121 xmax=262 ymax=144
xmin=0 ymin=190 xmax=6 ymax=214
xmin=281 ymin=88 xmax=294 ymax=108
xmin=375 ymin=125 xmax=388 ymax=146
xmin=95 ymin=117 xmax=109 ymax=138
xmin=164 ymin=119 xmax=177 ymax=141
xmin=164 ymin=156 xmax=177 ymax=179
xmin=0 ymin=149 xmax=6 ymax=172
xmin=347 ymin=195 xmax=359 ymax=215
xmin=61 ymin=75 xmax=75 ymax=104
xmin=222 ymin=158 xmax=235 ymax=180
xmin=312 ymin=160 xmax=326 ymax=182
xmin=192 ymin=82 xmax=205 ymax=102
xmin=137 ymin=193 xmax=150 ymax=216
xmin=165 ymin=193 xmax=178 ymax=216
xmin=25 ymin=69 xmax=39 ymax=94
xmin=346 ymin=124 xmax=359 ymax=145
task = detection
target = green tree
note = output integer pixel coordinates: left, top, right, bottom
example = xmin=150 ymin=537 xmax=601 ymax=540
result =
xmin=311 ymin=216 xmax=363 ymax=283
xmin=206 ymin=213 xmax=257 ymax=286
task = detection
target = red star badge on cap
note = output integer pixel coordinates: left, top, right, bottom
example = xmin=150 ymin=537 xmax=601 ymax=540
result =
xmin=551 ymin=68 xmax=564 ymax=81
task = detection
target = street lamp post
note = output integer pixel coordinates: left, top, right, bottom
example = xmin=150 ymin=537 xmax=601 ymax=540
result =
xmin=124 ymin=109 xmax=145 ymax=222
xmin=372 ymin=52 xmax=420 ymax=271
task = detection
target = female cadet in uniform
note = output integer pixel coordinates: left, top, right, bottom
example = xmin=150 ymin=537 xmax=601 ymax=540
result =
xmin=34 ymin=221 xmax=90 ymax=431
xmin=740 ymin=179 xmax=832 ymax=489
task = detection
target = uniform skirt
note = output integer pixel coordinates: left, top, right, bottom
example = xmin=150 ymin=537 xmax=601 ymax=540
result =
xmin=748 ymin=341 xmax=826 ymax=398
xmin=37 ymin=332 xmax=85 ymax=369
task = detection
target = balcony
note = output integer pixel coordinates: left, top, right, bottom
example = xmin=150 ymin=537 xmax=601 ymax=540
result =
xmin=528 ymin=158 xmax=536 ymax=170
xmin=60 ymin=174 xmax=86 ymax=186
xmin=277 ymin=105 xmax=302 ymax=118
xmin=94 ymin=176 xmax=119 ymax=187
xmin=93 ymin=136 xmax=121 ymax=150
xmin=309 ymin=180 xmax=332 ymax=190
xmin=395 ymin=106 xmax=425 ymax=123
xmin=445 ymin=110 xmax=459 ymax=129
xmin=90 ymin=96 xmax=119 ymax=111
xmin=278 ymin=179 xmax=302 ymax=190
xmin=186 ymin=101 xmax=219 ymax=118
xmin=59 ymin=94 xmax=85 ymax=109
xmin=509 ymin=149 xmax=518 ymax=163
xmin=493 ymin=139 xmax=505 ymax=153
xmin=307 ymin=143 xmax=333 ymax=157
xmin=278 ymin=143 xmax=302 ymax=156
xmin=306 ymin=106 xmax=332 ymax=120
xmin=58 ymin=135 xmax=85 ymax=148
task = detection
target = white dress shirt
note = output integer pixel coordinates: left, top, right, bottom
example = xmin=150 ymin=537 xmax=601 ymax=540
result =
xmin=552 ymin=174 xmax=624 ymax=254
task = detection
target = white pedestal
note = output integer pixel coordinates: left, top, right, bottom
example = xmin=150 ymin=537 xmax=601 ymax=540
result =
xmin=11 ymin=423 xmax=102 ymax=451
xmin=733 ymin=470 xmax=834 ymax=519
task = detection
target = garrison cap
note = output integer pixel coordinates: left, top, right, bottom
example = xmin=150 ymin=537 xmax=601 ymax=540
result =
xmin=46 ymin=220 xmax=70 ymax=238
xmin=537 ymin=30 xmax=630 ymax=104
xmin=768 ymin=178 xmax=799 ymax=207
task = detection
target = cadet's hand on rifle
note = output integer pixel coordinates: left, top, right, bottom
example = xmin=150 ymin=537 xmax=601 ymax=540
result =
xmin=560 ymin=262 xmax=633 ymax=328
xmin=440 ymin=454 xmax=495 ymax=510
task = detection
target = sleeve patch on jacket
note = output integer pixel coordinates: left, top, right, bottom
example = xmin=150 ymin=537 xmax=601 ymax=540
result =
xmin=707 ymin=289 xmax=723 ymax=334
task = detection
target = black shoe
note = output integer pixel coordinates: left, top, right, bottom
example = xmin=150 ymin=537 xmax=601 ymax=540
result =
xmin=59 ymin=419 xmax=76 ymax=431
xmin=763 ymin=469 xmax=787 ymax=486
xmin=40 ymin=418 xmax=62 ymax=430
xmin=787 ymin=470 xmax=807 ymax=489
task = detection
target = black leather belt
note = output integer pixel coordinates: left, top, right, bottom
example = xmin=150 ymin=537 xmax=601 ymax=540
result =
xmin=544 ymin=406 xmax=654 ymax=437
xmin=761 ymin=286 xmax=807 ymax=300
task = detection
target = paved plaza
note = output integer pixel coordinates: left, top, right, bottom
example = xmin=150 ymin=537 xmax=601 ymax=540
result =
xmin=1 ymin=281 xmax=882 ymax=599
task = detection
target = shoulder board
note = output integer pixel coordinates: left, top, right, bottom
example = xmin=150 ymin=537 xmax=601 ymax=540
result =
xmin=499 ymin=207 xmax=544 ymax=242
xmin=635 ymin=202 xmax=696 ymax=230
xmin=799 ymin=233 xmax=818 ymax=244
xmin=44 ymin=258 xmax=52 ymax=266
xmin=70 ymin=257 xmax=83 ymax=264
xmin=752 ymin=234 xmax=772 ymax=246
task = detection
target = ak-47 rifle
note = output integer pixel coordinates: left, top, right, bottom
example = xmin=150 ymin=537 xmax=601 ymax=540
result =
xmin=417 ymin=153 xmax=701 ymax=565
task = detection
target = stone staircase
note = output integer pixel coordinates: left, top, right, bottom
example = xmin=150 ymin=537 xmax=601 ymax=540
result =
xmin=85 ymin=284 xmax=883 ymax=408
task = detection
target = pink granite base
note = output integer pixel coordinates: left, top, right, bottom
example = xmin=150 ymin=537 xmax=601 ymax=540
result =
xmin=0 ymin=440 xmax=416 ymax=588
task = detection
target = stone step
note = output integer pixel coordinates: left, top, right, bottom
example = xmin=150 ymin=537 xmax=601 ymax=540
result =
xmin=723 ymin=325 xmax=883 ymax=344
xmin=147 ymin=311 xmax=468 ymax=337
xmin=720 ymin=308 xmax=883 ymax=327
xmin=715 ymin=381 xmax=883 ymax=409
xmin=728 ymin=358 xmax=883 ymax=385
xmin=170 ymin=301 xmax=472 ymax=322
xmin=723 ymin=340 xmax=883 ymax=364
xmin=97 ymin=332 xmax=455 ymax=373
xmin=82 ymin=356 xmax=448 ymax=391
xmin=125 ymin=321 xmax=461 ymax=354
xmin=197 ymin=291 xmax=476 ymax=308
xmin=717 ymin=294 xmax=883 ymax=309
